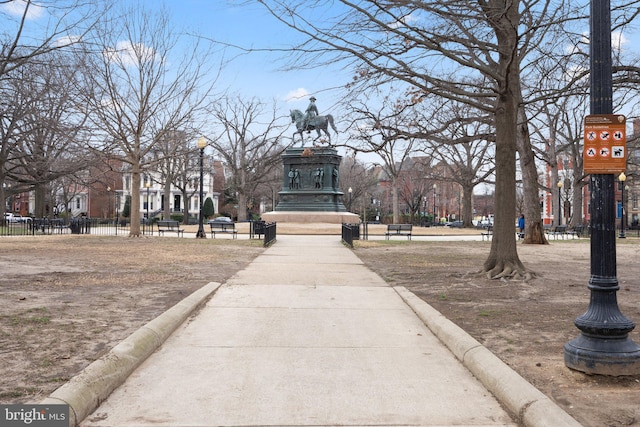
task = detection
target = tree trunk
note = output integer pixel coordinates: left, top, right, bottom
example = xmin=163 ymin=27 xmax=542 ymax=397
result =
xmin=129 ymin=169 xmax=141 ymax=237
xmin=517 ymin=105 xmax=548 ymax=244
xmin=183 ymin=192 xmax=191 ymax=225
xmin=392 ymin=177 xmax=400 ymax=223
xmin=482 ymin=0 xmax=527 ymax=278
xmin=34 ymin=183 xmax=47 ymax=218
xmin=164 ymin=179 xmax=172 ymax=220
xmin=571 ymin=174 xmax=584 ymax=227
xmin=483 ymin=94 xmax=526 ymax=277
xmin=462 ymin=187 xmax=474 ymax=227
xmin=237 ymin=193 xmax=248 ymax=221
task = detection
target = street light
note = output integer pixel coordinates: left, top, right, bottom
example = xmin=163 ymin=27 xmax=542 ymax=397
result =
xmin=619 ymin=172 xmax=626 ymax=238
xmin=195 ymin=137 xmax=207 ymax=239
xmin=422 ymin=196 xmax=427 ymax=226
xmin=348 ymin=187 xmax=352 ymax=212
xmin=564 ymin=0 xmax=640 ymax=375
xmin=432 ymin=184 xmax=437 ymax=225
xmin=106 ymin=186 xmax=111 ymax=221
xmin=557 ymin=180 xmax=563 ymax=226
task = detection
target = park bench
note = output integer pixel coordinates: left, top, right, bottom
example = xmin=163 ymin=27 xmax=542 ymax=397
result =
xmin=546 ymin=224 xmax=568 ymax=240
xmin=385 ymin=223 xmax=412 ymax=240
xmin=209 ymin=221 xmax=238 ymax=239
xmin=156 ymin=220 xmax=184 ymax=237
xmin=567 ymin=225 xmax=583 ymax=239
xmin=481 ymin=225 xmax=493 ymax=241
xmin=250 ymin=220 xmax=266 ymax=239
xmin=53 ymin=219 xmax=70 ymax=234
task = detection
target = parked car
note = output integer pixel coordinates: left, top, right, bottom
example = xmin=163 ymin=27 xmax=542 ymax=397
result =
xmin=3 ymin=213 xmax=30 ymax=223
xmin=445 ymin=220 xmax=464 ymax=228
xmin=474 ymin=219 xmax=492 ymax=229
xmin=14 ymin=214 xmax=30 ymax=223
xmin=209 ymin=216 xmax=233 ymax=223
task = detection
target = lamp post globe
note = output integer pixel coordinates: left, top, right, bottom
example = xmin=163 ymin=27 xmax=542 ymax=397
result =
xmin=196 ymin=137 xmax=207 ymax=239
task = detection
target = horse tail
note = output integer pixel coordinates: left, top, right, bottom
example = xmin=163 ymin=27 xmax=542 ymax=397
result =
xmin=327 ymin=114 xmax=338 ymax=134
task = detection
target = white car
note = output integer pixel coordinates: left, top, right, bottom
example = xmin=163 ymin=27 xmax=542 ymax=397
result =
xmin=4 ymin=213 xmax=31 ymax=223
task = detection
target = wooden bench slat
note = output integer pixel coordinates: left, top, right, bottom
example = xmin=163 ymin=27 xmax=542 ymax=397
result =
xmin=385 ymin=224 xmax=412 ymax=240
xmin=209 ymin=221 xmax=238 ymax=239
xmin=156 ymin=220 xmax=184 ymax=237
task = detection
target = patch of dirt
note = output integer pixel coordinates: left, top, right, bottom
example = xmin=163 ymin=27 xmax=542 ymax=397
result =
xmin=0 ymin=235 xmax=264 ymax=404
xmin=354 ymin=238 xmax=640 ymax=427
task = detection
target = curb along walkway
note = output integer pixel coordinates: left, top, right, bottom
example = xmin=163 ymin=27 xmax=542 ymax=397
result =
xmin=75 ymin=235 xmax=577 ymax=427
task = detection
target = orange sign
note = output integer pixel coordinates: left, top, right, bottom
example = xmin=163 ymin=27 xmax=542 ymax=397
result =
xmin=583 ymin=114 xmax=626 ymax=174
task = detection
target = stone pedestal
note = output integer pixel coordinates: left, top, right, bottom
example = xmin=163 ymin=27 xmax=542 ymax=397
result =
xmin=261 ymin=211 xmax=360 ymax=224
xmin=263 ymin=147 xmax=359 ymax=224
xmin=276 ymin=147 xmax=347 ymax=212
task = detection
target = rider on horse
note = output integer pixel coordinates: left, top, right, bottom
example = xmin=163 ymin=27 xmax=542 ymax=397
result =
xmin=303 ymin=96 xmax=318 ymax=133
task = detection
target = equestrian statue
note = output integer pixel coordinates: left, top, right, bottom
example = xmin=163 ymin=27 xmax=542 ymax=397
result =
xmin=290 ymin=96 xmax=338 ymax=144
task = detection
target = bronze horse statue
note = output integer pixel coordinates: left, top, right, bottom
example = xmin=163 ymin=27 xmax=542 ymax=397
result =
xmin=290 ymin=109 xmax=338 ymax=144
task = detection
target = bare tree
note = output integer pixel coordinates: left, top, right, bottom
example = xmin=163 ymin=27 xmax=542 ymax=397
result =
xmin=77 ymin=3 xmax=218 ymax=236
xmin=413 ymin=100 xmax=495 ymax=227
xmin=349 ymin=95 xmax=417 ymax=223
xmin=207 ymin=96 xmax=289 ymax=221
xmin=338 ymin=154 xmax=379 ymax=215
xmin=0 ymin=0 xmax=103 ymax=217
xmin=5 ymin=53 xmax=94 ymax=217
xmin=256 ymin=1 xmax=533 ymax=277
xmin=0 ymin=0 xmax=102 ymax=79
xmin=151 ymin=129 xmax=201 ymax=223
xmin=256 ymin=0 xmax=640 ymax=278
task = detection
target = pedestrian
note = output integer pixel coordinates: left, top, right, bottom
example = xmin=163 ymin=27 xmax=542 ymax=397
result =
xmin=518 ymin=214 xmax=525 ymax=233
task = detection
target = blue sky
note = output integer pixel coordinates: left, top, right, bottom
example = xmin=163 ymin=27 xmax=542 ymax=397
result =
xmin=165 ymin=1 xmax=350 ymax=118
xmin=3 ymin=0 xmax=640 ymax=139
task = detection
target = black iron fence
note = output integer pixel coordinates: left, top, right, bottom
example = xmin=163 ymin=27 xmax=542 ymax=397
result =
xmin=263 ymin=222 xmax=277 ymax=247
xmin=341 ymin=223 xmax=360 ymax=248
xmin=0 ymin=217 xmax=152 ymax=237
xmin=249 ymin=220 xmax=266 ymax=239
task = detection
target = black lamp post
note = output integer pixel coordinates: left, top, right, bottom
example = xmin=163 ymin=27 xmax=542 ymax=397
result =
xmin=432 ymin=184 xmax=437 ymax=225
xmin=557 ymin=180 xmax=563 ymax=226
xmin=195 ymin=137 xmax=207 ymax=239
xmin=619 ymin=172 xmax=626 ymax=238
xmin=564 ymin=0 xmax=640 ymax=375
xmin=106 ymin=186 xmax=111 ymax=220
xmin=348 ymin=187 xmax=352 ymax=212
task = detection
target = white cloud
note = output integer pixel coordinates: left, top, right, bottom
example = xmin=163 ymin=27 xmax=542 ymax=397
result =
xmin=567 ymin=31 xmax=628 ymax=54
xmin=103 ymin=41 xmax=158 ymax=67
xmin=55 ymin=35 xmax=81 ymax=47
xmin=283 ymin=87 xmax=309 ymax=102
xmin=0 ymin=0 xmax=44 ymax=20
xmin=613 ymin=31 xmax=628 ymax=51
xmin=388 ymin=13 xmax=419 ymax=30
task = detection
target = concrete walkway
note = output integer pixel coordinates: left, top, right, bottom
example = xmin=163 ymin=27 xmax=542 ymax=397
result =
xmin=46 ymin=235 xmax=579 ymax=426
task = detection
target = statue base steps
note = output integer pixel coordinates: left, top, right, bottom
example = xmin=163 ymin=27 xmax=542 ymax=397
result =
xmin=261 ymin=211 xmax=360 ymax=224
